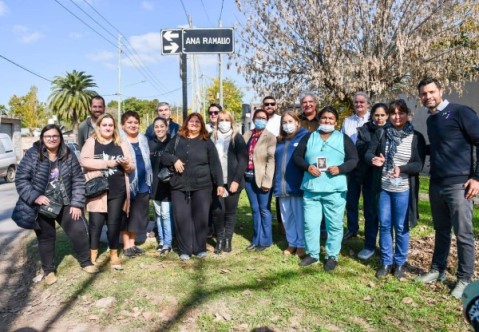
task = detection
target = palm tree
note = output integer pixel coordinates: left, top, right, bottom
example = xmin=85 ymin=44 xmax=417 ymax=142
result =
xmin=49 ymin=70 xmax=98 ymax=133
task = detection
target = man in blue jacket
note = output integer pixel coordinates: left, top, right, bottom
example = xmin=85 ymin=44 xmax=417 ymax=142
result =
xmin=145 ymin=102 xmax=180 ymax=139
xmin=415 ymin=77 xmax=479 ymax=299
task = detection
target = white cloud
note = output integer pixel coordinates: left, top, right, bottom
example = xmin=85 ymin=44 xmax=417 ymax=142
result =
xmin=0 ymin=1 xmax=8 ymax=16
xmin=196 ymin=54 xmax=219 ymax=68
xmin=87 ymin=51 xmax=116 ymax=62
xmin=87 ymin=32 xmax=166 ymax=69
xmin=13 ymin=25 xmax=28 ymax=33
xmin=123 ymin=32 xmax=163 ymax=67
xmin=141 ymin=1 xmax=154 ymax=10
xmin=69 ymin=32 xmax=85 ymax=40
xmin=13 ymin=25 xmax=44 ymax=44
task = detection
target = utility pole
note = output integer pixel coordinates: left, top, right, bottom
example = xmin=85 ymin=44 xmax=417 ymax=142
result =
xmin=218 ymin=20 xmax=223 ymax=107
xmin=117 ymin=34 xmax=122 ymax=122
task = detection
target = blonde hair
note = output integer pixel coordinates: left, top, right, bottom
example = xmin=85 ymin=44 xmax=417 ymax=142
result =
xmin=211 ymin=110 xmax=239 ymax=143
xmin=92 ymin=113 xmax=122 ymax=145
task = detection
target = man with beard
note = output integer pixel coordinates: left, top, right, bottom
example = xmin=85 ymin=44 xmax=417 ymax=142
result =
xmin=78 ymin=95 xmax=106 ymax=149
xmin=415 ymin=77 xmax=479 ymax=299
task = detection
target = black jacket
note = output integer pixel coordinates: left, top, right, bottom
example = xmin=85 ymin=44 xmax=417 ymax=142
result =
xmin=211 ymin=133 xmax=248 ymax=192
xmin=365 ymin=126 xmax=426 ymax=227
xmin=353 ymin=121 xmax=381 ymax=183
xmin=161 ymin=136 xmax=223 ymax=192
xmin=149 ymin=135 xmax=172 ymax=201
xmin=13 ymin=141 xmax=86 ymax=228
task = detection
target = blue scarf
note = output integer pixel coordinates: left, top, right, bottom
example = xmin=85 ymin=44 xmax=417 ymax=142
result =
xmin=385 ymin=122 xmax=414 ymax=172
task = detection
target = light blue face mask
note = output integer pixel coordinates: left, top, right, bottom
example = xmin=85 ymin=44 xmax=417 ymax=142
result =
xmin=254 ymin=119 xmax=267 ymax=130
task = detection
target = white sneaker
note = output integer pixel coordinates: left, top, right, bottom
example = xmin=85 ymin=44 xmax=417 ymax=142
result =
xmin=357 ymin=248 xmax=375 ymax=260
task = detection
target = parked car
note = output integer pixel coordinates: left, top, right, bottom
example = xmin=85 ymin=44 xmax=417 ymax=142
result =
xmin=66 ymin=142 xmax=80 ymax=160
xmin=0 ymin=133 xmax=17 ymax=183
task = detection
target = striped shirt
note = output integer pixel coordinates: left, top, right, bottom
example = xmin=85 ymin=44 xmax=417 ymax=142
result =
xmin=381 ymin=134 xmax=413 ymax=192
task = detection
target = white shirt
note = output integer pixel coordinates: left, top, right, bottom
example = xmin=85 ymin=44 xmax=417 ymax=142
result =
xmin=341 ymin=112 xmax=370 ymax=144
xmin=250 ymin=113 xmax=281 ymax=137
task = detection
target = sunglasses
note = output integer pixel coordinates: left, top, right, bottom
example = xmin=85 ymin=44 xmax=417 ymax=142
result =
xmin=263 ymin=102 xmax=276 ymax=106
xmin=209 ymin=111 xmax=219 ymax=115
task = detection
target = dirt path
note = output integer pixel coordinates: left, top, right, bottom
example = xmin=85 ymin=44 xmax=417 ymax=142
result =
xmin=0 ymin=232 xmax=92 ymax=332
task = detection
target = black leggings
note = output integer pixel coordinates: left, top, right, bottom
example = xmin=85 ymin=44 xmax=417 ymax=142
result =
xmin=34 ymin=206 xmax=91 ymax=274
xmin=212 ymin=190 xmax=241 ymax=240
xmin=89 ymin=195 xmax=125 ymax=250
xmin=172 ymin=188 xmax=212 ymax=256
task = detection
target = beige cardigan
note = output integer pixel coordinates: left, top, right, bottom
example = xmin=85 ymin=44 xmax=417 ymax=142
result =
xmin=80 ymin=137 xmax=135 ymax=214
xmin=243 ymin=129 xmax=277 ymax=189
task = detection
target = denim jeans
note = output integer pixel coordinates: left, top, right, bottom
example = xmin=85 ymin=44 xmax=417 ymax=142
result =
xmin=278 ymin=196 xmax=305 ymax=248
xmin=245 ymin=178 xmax=273 ymax=247
xmin=429 ymin=182 xmax=474 ymax=281
xmin=378 ymin=189 xmax=410 ymax=266
xmin=153 ymin=200 xmax=174 ymax=248
xmin=303 ymin=191 xmax=346 ymax=260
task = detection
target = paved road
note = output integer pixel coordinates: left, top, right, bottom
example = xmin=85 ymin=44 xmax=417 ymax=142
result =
xmin=0 ymin=179 xmax=24 ymax=246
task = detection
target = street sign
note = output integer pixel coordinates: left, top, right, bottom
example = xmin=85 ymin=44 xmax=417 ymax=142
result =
xmin=161 ymin=28 xmax=234 ymax=55
xmin=161 ymin=29 xmax=182 ymax=55
xmin=182 ymin=28 xmax=234 ymax=54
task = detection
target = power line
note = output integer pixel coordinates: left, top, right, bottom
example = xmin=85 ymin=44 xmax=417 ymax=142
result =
xmin=53 ymin=0 xmax=117 ymax=49
xmin=80 ymin=0 xmax=170 ymax=94
xmin=57 ymin=0 xmax=168 ymax=95
xmin=178 ymin=0 xmax=189 ymax=21
xmin=200 ymin=0 xmax=213 ymax=26
xmin=68 ymin=0 xmax=117 ymax=40
xmin=0 ymin=54 xmax=52 ymax=82
xmin=218 ymin=0 xmax=225 ymax=22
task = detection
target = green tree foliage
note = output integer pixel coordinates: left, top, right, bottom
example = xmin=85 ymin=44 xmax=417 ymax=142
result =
xmin=207 ymin=78 xmax=244 ymax=121
xmin=108 ymin=97 xmax=159 ymax=131
xmin=0 ymin=104 xmax=7 ymax=115
xmin=108 ymin=98 xmax=159 ymax=118
xmin=48 ymin=70 xmax=97 ymax=133
xmin=8 ymin=86 xmax=47 ymax=131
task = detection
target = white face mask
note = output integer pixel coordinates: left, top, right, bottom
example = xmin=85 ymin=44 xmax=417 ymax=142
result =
xmin=218 ymin=121 xmax=232 ymax=133
xmin=282 ymin=123 xmax=296 ymax=134
xmin=318 ymin=124 xmax=335 ymax=133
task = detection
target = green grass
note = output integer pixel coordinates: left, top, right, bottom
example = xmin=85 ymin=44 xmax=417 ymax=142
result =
xmin=25 ymin=179 xmax=475 ymax=331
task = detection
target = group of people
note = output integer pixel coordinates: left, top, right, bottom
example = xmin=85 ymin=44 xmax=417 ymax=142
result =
xmin=12 ymin=77 xmax=479 ymax=301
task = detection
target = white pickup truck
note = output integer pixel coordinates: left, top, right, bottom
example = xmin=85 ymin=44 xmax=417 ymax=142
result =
xmin=0 ymin=133 xmax=17 ymax=183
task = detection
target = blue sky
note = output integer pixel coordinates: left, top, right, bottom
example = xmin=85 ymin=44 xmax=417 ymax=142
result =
xmin=0 ymin=0 xmax=255 ymax=110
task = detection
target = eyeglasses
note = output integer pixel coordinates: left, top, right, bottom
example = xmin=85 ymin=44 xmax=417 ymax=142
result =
xmin=264 ymin=102 xmax=276 ymax=106
xmin=209 ymin=111 xmax=219 ymax=115
xmin=44 ymin=135 xmax=60 ymax=140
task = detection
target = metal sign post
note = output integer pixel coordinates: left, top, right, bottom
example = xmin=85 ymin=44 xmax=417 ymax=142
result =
xmin=161 ymin=28 xmax=235 ymax=120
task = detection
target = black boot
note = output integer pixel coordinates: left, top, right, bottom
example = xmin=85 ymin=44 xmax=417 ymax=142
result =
xmin=214 ymin=239 xmax=224 ymax=254
xmin=224 ymin=238 xmax=232 ymax=252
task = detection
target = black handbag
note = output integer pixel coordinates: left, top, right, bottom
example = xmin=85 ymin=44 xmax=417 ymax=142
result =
xmin=85 ymin=175 xmax=109 ymax=198
xmin=12 ymin=198 xmax=40 ymax=229
xmin=157 ymin=136 xmax=180 ymax=183
xmin=38 ymin=183 xmax=64 ymax=218
xmin=39 ymin=200 xmax=63 ymax=219
xmin=158 ymin=166 xmax=175 ymax=183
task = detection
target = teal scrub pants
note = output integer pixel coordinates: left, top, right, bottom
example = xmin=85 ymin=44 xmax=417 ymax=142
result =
xmin=303 ymin=191 xmax=346 ymax=260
